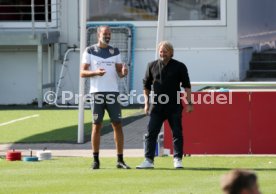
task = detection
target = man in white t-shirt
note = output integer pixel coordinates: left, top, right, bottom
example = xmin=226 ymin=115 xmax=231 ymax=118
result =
xmin=80 ymin=26 xmax=130 ymax=170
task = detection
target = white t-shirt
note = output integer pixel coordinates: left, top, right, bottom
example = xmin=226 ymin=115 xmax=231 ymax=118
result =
xmin=82 ymin=44 xmax=122 ymax=93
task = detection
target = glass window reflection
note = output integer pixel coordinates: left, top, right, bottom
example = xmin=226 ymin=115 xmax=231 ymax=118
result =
xmin=88 ymin=0 xmax=158 ymax=21
xmin=88 ymin=0 xmax=221 ymax=22
xmin=168 ymin=0 xmax=220 ymax=21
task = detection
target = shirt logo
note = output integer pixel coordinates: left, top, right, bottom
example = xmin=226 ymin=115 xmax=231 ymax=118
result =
xmin=96 ymin=61 xmax=102 ymax=67
xmin=109 ymin=49 xmax=114 ymax=55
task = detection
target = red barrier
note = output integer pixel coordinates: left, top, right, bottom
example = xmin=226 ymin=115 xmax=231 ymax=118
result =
xmin=164 ymin=92 xmax=276 ymax=155
xmin=251 ymin=92 xmax=276 ymax=154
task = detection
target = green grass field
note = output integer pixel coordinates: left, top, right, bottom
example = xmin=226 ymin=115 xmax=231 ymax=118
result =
xmin=1 ymin=156 xmax=276 ymax=194
xmin=1 ymin=106 xmax=276 ymax=194
xmin=0 ymin=106 xmax=143 ymax=143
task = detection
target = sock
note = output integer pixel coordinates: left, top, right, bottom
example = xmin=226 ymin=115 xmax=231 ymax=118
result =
xmin=117 ymin=154 xmax=123 ymax=163
xmin=93 ymin=152 xmax=99 ymax=163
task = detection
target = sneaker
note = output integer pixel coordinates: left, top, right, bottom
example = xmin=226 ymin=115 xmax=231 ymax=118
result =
xmin=117 ymin=161 xmax=131 ymax=169
xmin=136 ymin=159 xmax=154 ymax=169
xmin=173 ymin=158 xmax=183 ymax=169
xmin=92 ymin=161 xmax=100 ymax=170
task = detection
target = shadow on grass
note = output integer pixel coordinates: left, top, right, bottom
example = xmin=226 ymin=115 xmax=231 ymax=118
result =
xmin=183 ymin=167 xmax=276 ymax=171
xmin=0 ymin=104 xmax=72 ymax=110
xmin=152 ymin=167 xmax=276 ymax=171
xmin=9 ymin=113 xmax=145 ymax=146
xmin=0 ymin=104 xmax=144 ymax=111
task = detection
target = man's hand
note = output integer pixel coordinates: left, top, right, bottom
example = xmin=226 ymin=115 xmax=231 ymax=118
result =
xmin=143 ymin=89 xmax=150 ymax=115
xmin=186 ymin=104 xmax=194 ymax=113
xmin=144 ymin=103 xmax=150 ymax=115
xmin=116 ymin=63 xmax=128 ymax=77
xmin=122 ymin=64 xmax=128 ymax=76
xmin=96 ymin=68 xmax=106 ymax=76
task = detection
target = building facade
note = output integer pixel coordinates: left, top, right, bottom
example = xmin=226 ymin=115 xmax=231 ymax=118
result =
xmin=1 ymin=0 xmax=276 ymax=105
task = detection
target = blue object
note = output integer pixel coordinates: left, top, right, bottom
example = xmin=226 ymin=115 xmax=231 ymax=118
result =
xmin=218 ymin=88 xmax=229 ymax=92
xmin=155 ymin=143 xmax=159 ymax=156
xmin=23 ymin=156 xmax=39 ymax=162
xmin=144 ymin=133 xmax=163 ymax=156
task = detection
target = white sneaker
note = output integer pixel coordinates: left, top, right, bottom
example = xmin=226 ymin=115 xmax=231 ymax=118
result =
xmin=174 ymin=158 xmax=183 ymax=169
xmin=136 ymin=159 xmax=154 ymax=169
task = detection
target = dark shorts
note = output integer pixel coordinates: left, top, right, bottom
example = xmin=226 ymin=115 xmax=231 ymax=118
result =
xmin=90 ymin=92 xmax=122 ymax=124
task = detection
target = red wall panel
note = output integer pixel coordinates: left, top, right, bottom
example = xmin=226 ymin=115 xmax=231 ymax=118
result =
xmin=251 ymin=92 xmax=276 ymax=154
xmin=164 ymin=92 xmax=250 ymax=154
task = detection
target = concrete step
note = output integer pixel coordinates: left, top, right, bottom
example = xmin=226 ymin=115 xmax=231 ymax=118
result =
xmin=250 ymin=61 xmax=276 ymax=70
xmin=252 ymin=53 xmax=276 ymax=61
xmin=247 ymin=70 xmax=276 ymax=78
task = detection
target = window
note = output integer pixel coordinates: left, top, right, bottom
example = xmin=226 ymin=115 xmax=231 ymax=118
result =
xmin=88 ymin=0 xmax=158 ymax=21
xmin=0 ymin=0 xmax=57 ymax=28
xmin=89 ymin=0 xmax=226 ymax=26
xmin=169 ymin=0 xmax=220 ymax=21
xmin=167 ymin=0 xmax=226 ymax=26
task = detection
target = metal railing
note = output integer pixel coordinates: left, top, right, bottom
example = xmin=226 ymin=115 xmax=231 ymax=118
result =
xmin=0 ymin=0 xmax=61 ymax=36
xmin=192 ymin=82 xmax=276 ymax=88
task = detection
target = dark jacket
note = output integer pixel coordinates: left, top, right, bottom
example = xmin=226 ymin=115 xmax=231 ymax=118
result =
xmin=143 ymin=58 xmax=191 ymax=113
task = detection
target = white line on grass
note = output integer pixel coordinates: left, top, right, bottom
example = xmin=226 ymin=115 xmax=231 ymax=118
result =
xmin=0 ymin=114 xmax=39 ymax=127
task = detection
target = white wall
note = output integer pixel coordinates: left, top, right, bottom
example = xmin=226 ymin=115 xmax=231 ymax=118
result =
xmin=58 ymin=0 xmax=80 ymax=47
xmin=0 ymin=49 xmax=50 ymax=104
xmin=133 ymin=48 xmax=240 ymax=95
xmin=55 ymin=51 xmax=80 ymax=105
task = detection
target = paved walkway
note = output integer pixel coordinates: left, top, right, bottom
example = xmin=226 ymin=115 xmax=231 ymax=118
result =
xmin=0 ymin=114 xmax=149 ymax=158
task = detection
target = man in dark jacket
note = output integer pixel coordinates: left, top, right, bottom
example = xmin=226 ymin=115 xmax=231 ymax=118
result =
xmin=137 ymin=41 xmax=193 ymax=169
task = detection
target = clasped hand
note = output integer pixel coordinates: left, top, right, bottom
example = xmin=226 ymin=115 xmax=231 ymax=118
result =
xmin=96 ymin=68 xmax=106 ymax=76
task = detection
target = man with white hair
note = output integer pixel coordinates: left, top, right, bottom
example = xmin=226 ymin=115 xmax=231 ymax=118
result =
xmin=137 ymin=41 xmax=193 ymax=169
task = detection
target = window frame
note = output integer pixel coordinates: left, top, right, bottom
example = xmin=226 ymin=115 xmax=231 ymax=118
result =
xmin=0 ymin=0 xmax=57 ymax=28
xmin=166 ymin=0 xmax=226 ymax=26
xmin=89 ymin=0 xmax=226 ymax=27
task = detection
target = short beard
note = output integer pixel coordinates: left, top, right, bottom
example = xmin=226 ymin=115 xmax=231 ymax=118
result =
xmin=101 ymin=37 xmax=110 ymax=45
xmin=160 ymin=57 xmax=168 ymax=61
xmin=160 ymin=57 xmax=170 ymax=64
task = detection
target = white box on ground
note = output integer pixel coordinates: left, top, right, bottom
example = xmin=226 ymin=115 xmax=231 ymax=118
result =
xmin=163 ymin=149 xmax=170 ymax=156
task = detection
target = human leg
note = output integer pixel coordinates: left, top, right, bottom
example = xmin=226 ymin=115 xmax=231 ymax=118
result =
xmin=111 ymin=121 xmax=130 ymax=169
xmin=167 ymin=107 xmax=184 ymax=168
xmin=91 ymin=123 xmax=102 ymax=169
xmin=145 ymin=112 xmax=164 ymax=161
xmin=91 ymin=123 xmax=102 ymax=153
xmin=105 ymin=92 xmax=124 ymax=154
xmin=136 ymin=112 xmax=164 ymax=169
xmin=106 ymin=92 xmax=130 ymax=169
xmin=90 ymin=93 xmax=105 ymax=169
xmin=111 ymin=121 xmax=124 ymax=154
